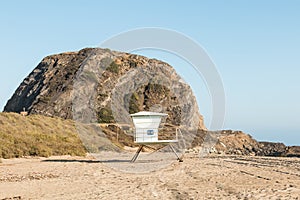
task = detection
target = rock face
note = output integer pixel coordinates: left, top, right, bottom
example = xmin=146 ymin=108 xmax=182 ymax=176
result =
xmin=4 ymin=48 xmax=206 ymax=130
xmin=4 ymin=50 xmax=88 ymax=119
xmin=214 ymin=130 xmax=261 ymax=156
xmin=213 ymin=130 xmax=300 ymax=157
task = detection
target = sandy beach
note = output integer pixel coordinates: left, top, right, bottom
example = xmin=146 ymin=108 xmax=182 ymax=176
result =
xmin=1 ymin=153 xmax=300 ymax=199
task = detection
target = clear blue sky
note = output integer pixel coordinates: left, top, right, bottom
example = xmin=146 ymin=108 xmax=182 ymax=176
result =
xmin=0 ymin=1 xmax=299 ymax=145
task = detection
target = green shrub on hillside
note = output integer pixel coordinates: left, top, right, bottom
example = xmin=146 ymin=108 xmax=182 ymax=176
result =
xmin=129 ymin=92 xmax=140 ymax=114
xmin=106 ymin=61 xmax=120 ymax=73
xmin=97 ymin=108 xmax=114 ymax=123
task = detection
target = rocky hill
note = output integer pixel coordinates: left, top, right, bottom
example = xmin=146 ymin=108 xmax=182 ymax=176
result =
xmin=4 ymin=48 xmax=205 ymax=130
xmin=3 ymin=48 xmax=299 ymax=158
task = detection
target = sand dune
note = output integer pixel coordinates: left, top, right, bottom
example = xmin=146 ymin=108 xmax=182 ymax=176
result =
xmin=1 ymin=154 xmax=300 ymax=199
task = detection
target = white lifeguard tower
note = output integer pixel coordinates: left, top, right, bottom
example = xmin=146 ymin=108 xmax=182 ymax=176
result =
xmin=130 ymin=111 xmax=183 ymax=162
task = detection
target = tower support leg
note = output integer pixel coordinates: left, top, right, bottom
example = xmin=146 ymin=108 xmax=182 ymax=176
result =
xmin=169 ymin=144 xmax=183 ymax=162
xmin=131 ymin=145 xmax=144 ymax=162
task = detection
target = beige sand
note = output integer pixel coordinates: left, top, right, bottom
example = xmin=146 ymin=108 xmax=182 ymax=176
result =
xmin=1 ymin=153 xmax=300 ymax=199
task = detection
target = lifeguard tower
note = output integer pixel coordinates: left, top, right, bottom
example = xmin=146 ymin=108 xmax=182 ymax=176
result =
xmin=130 ymin=111 xmax=183 ymax=162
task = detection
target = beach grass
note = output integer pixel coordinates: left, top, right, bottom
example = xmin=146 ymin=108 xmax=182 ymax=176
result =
xmin=0 ymin=112 xmax=86 ymax=159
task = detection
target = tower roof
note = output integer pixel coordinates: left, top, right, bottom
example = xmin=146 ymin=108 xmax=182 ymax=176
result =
xmin=130 ymin=111 xmax=168 ymax=117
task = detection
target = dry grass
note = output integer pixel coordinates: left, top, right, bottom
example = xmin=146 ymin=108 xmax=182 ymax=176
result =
xmin=0 ymin=112 xmax=86 ymax=158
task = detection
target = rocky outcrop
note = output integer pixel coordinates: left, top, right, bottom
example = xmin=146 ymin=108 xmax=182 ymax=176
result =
xmin=257 ymin=142 xmax=287 ymax=157
xmin=4 ymin=48 xmax=206 ymax=130
xmin=211 ymin=130 xmax=300 ymax=157
xmin=214 ymin=130 xmax=260 ymax=156
xmin=283 ymin=146 xmax=300 ymax=157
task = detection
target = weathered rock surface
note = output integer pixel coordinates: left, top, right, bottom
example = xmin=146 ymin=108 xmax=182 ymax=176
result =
xmin=4 ymin=50 xmax=87 ymax=119
xmin=4 ymin=48 xmax=205 ymax=130
xmin=212 ymin=130 xmax=300 ymax=157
